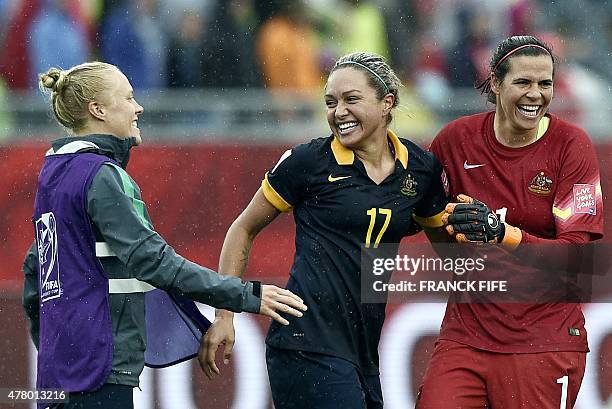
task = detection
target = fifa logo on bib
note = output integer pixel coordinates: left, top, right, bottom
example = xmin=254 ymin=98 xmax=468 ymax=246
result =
xmin=36 ymin=212 xmax=62 ymax=302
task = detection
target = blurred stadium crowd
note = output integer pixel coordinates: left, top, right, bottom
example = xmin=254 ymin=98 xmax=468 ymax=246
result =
xmin=0 ymin=0 xmax=611 ymax=139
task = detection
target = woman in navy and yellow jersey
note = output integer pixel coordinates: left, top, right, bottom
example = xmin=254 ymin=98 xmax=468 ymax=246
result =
xmin=201 ymin=51 xmax=449 ymax=409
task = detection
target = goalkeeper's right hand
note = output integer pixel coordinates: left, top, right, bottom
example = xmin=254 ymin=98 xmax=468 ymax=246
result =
xmin=442 ymin=194 xmax=522 ymax=249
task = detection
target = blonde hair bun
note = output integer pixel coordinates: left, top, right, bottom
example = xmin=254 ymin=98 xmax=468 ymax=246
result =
xmin=39 ymin=61 xmax=118 ymax=131
xmin=40 ymin=68 xmax=68 ymax=93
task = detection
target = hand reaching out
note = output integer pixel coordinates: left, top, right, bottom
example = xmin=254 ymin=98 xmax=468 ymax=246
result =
xmin=258 ymin=284 xmax=307 ymax=325
xmin=199 ymin=285 xmax=307 ymax=379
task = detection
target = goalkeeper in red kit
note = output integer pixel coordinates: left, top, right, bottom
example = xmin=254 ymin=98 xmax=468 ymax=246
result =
xmin=417 ymin=35 xmax=604 ymax=408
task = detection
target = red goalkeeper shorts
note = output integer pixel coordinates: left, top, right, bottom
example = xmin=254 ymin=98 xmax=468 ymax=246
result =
xmin=416 ymin=339 xmax=586 ymax=409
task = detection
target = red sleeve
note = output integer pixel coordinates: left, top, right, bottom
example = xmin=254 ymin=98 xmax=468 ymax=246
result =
xmin=515 ymin=133 xmax=600 ymax=269
xmin=513 ymin=230 xmax=592 ymax=274
xmin=551 ymin=131 xmax=603 ymax=240
xmin=428 ymin=128 xmax=452 ymax=198
xmin=521 ymin=230 xmax=590 ymax=244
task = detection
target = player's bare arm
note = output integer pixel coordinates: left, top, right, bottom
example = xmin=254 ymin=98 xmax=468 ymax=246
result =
xmin=200 ymin=188 xmax=307 ymax=378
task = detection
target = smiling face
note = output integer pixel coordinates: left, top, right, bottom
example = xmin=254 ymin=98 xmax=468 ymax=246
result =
xmin=492 ymin=54 xmax=553 ymax=137
xmin=99 ymin=69 xmax=144 ymax=141
xmin=324 ymin=67 xmax=392 ymax=149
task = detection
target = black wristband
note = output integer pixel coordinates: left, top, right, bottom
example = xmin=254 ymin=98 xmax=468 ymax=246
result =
xmin=251 ymin=280 xmax=262 ymax=298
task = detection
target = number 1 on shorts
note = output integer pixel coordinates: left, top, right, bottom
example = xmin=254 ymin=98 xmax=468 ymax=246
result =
xmin=556 ymin=375 xmax=568 ymax=409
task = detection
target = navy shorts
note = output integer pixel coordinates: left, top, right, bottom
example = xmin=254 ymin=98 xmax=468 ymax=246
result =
xmin=266 ymin=346 xmax=383 ymax=409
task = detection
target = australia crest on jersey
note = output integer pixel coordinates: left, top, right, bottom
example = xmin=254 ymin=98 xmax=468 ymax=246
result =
xmin=36 ymin=212 xmax=62 ymax=302
xmin=401 ymin=173 xmax=418 ymax=197
xmin=528 ymin=171 xmax=553 ymax=196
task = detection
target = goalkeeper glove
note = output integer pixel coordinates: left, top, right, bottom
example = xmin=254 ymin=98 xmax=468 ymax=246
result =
xmin=443 ymin=195 xmax=522 ymax=248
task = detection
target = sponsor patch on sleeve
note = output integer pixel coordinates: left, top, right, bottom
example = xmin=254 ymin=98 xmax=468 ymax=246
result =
xmin=573 ymin=184 xmax=597 ymax=215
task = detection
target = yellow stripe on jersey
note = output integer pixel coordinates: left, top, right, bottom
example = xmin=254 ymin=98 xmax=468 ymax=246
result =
xmin=331 ymin=136 xmax=355 ymax=165
xmin=261 ymin=174 xmax=294 ymax=212
xmin=535 ymin=116 xmax=550 ymax=141
xmin=552 ymin=206 xmax=572 ymax=220
xmin=387 ymin=130 xmax=408 ymax=169
xmin=413 ymin=209 xmax=445 ymax=228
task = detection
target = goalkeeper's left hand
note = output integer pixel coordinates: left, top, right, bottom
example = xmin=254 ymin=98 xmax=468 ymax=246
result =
xmin=442 ymin=194 xmax=522 ymax=248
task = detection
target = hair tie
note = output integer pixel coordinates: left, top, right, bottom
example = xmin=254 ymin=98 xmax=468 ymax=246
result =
xmin=54 ymin=71 xmax=69 ymax=93
xmin=337 ymin=61 xmax=389 ymax=94
xmin=492 ymin=44 xmax=550 ymax=73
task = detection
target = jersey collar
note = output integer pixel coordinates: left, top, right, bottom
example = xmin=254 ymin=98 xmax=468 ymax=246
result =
xmin=49 ymin=134 xmax=138 ymax=169
xmin=331 ymin=130 xmax=408 ymax=169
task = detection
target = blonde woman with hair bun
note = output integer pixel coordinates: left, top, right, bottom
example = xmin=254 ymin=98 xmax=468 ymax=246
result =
xmin=38 ymin=62 xmax=139 ymax=142
xmin=23 ymin=62 xmax=306 ymax=408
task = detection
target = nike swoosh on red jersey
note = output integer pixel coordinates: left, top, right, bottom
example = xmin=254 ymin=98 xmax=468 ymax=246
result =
xmin=463 ymin=161 xmax=486 ymax=170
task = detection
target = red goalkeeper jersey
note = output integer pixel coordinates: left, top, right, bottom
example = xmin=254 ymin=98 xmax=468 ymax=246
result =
xmin=429 ymin=111 xmax=603 ymax=353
